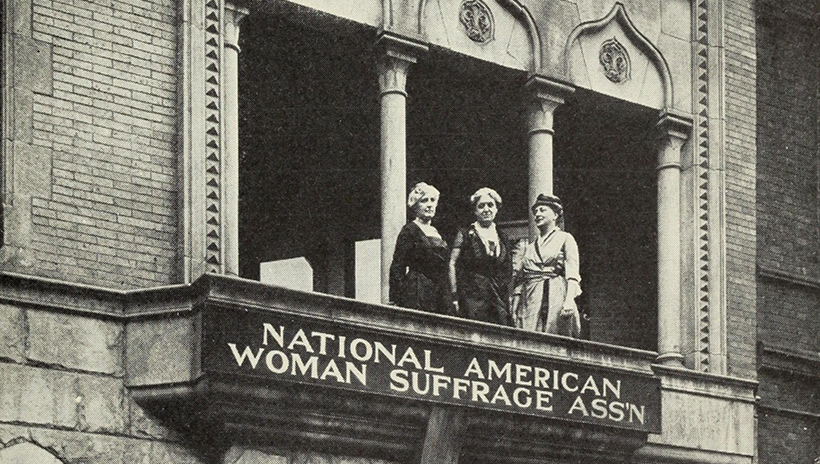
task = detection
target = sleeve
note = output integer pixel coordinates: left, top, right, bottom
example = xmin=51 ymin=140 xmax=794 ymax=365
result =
xmin=563 ymin=233 xmax=582 ymax=297
xmin=389 ymin=225 xmax=413 ymax=304
xmin=448 ymin=229 xmax=466 ymax=298
xmin=511 ymin=239 xmax=527 ymax=296
xmin=451 ymin=228 xmax=465 ymax=250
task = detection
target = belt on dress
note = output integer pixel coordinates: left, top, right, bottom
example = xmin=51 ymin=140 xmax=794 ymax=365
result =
xmin=522 ymin=267 xmax=563 ymax=282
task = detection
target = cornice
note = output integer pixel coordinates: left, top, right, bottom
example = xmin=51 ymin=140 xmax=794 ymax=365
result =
xmin=758 ymin=342 xmax=820 ymax=379
xmin=758 ymin=267 xmax=820 ymax=290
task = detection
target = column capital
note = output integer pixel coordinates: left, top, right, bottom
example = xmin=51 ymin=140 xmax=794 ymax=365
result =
xmin=655 ymin=108 xmax=693 ymax=141
xmin=376 ymin=30 xmax=429 ymax=63
xmin=525 ymin=74 xmax=575 ymax=104
xmin=655 ymin=109 xmax=692 ymax=171
xmin=524 ymin=75 xmax=574 ymax=136
xmin=376 ymin=31 xmax=428 ymax=96
xmin=224 ymin=3 xmax=249 ymax=52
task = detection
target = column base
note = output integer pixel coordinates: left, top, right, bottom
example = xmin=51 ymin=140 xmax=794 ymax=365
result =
xmin=655 ymin=352 xmax=685 ymax=366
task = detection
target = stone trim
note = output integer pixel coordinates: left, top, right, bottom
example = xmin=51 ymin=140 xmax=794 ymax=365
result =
xmin=652 ymin=363 xmax=758 ymax=399
xmin=758 ymin=268 xmax=820 ymax=290
xmin=564 ymin=2 xmax=673 ymax=108
xmin=178 ymin=0 xmax=246 ymax=281
xmin=687 ymin=0 xmax=728 ymax=375
xmin=758 ymin=404 xmax=820 ymax=421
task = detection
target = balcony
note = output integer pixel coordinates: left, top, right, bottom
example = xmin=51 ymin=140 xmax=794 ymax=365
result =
xmin=120 ymin=274 xmax=755 ymax=464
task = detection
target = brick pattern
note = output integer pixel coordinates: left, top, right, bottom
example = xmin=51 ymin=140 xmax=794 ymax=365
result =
xmin=723 ymin=0 xmax=757 ymax=379
xmin=758 ymin=368 xmax=820 ymax=464
xmin=758 ymin=411 xmax=820 ymax=464
xmin=28 ymin=0 xmax=178 ymax=288
xmin=756 ymin=3 xmax=820 ymax=464
xmin=758 ymin=279 xmax=820 ymax=353
xmin=756 ymin=7 xmax=819 ymax=283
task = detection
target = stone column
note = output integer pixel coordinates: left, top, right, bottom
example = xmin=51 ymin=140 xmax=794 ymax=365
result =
xmin=420 ymin=406 xmax=467 ymax=464
xmin=222 ymin=3 xmax=247 ymax=276
xmin=524 ymin=76 xmax=574 ymax=239
xmin=376 ymin=32 xmax=427 ymax=304
xmin=655 ymin=110 xmax=692 ymax=366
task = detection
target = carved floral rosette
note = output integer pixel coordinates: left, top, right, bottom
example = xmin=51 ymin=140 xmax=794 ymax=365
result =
xmin=599 ymin=37 xmax=630 ymax=83
xmin=459 ymin=0 xmax=494 ymax=44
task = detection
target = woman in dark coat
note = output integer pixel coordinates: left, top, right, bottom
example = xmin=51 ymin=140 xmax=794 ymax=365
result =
xmin=389 ymin=182 xmax=449 ymax=314
xmin=448 ymin=187 xmax=512 ymax=325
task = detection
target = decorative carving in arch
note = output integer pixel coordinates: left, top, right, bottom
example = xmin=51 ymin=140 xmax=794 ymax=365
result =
xmin=418 ymin=0 xmax=541 ymax=71
xmin=564 ymin=2 xmax=673 ymax=109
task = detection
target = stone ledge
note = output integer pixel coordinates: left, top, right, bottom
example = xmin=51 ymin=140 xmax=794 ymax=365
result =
xmin=652 ymin=364 xmax=758 ymax=403
xmin=758 ymin=342 xmax=820 ymax=379
xmin=0 ymin=271 xmax=659 ymax=371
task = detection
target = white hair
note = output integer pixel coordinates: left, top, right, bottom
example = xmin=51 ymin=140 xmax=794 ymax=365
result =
xmin=407 ymin=182 xmax=440 ymax=209
xmin=470 ymin=187 xmax=502 ymax=209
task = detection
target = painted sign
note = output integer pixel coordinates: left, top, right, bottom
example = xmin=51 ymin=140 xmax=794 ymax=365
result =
xmin=203 ymin=306 xmax=661 ymax=433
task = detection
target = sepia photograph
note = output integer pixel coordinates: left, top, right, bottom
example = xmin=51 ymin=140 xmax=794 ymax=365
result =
xmin=0 ymin=0 xmax=818 ymax=462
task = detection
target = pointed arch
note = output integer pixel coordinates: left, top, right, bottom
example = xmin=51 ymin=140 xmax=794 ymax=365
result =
xmin=564 ymin=2 xmax=672 ymax=108
xmin=418 ymin=0 xmax=541 ymax=71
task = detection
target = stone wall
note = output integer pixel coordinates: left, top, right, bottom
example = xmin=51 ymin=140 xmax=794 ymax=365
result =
xmin=223 ymin=447 xmax=399 ymax=464
xmin=0 ymin=302 xmax=201 ymax=463
xmin=2 ymin=0 xmax=179 ymax=288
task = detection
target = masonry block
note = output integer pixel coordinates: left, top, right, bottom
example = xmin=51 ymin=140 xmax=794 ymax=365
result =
xmin=0 ymin=305 xmax=25 ymax=363
xmin=27 ymin=309 xmax=123 ymax=375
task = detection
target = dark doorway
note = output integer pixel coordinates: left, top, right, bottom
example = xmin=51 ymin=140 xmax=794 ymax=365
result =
xmin=555 ymin=89 xmax=658 ymax=351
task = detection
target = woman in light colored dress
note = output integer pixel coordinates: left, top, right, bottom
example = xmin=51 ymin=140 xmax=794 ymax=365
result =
xmin=512 ymin=194 xmax=582 ymax=336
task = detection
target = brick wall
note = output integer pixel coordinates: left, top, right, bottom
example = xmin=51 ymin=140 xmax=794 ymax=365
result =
xmin=23 ymin=0 xmax=178 ymax=288
xmin=723 ymin=0 xmax=758 ymax=379
xmin=756 ymin=2 xmax=820 ymax=463
xmin=757 ymin=4 xmax=819 ymax=285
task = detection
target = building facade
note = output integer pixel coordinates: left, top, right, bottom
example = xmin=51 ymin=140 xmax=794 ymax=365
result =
xmin=0 ymin=0 xmax=816 ymax=462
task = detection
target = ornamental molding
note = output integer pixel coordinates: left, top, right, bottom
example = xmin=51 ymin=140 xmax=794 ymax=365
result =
xmin=179 ymin=0 xmax=246 ymax=281
xmin=416 ymin=0 xmax=541 ymax=70
xmin=564 ymin=2 xmax=672 ymax=107
xmin=459 ymin=0 xmax=494 ymax=44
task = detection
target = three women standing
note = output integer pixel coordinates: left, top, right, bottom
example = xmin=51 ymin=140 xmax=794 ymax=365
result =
xmin=389 ymin=184 xmax=582 ymax=338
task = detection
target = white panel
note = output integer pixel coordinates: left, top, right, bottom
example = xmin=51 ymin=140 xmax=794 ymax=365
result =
xmin=260 ymin=257 xmax=313 ymax=292
xmin=286 ymin=0 xmax=382 ymax=27
xmin=355 ymin=239 xmax=382 ymax=304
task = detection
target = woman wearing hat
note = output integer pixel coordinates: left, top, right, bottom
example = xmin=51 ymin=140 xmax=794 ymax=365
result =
xmin=512 ymin=194 xmax=582 ymax=336
xmin=389 ymin=182 xmax=450 ymax=314
xmin=448 ymin=187 xmax=512 ymax=325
